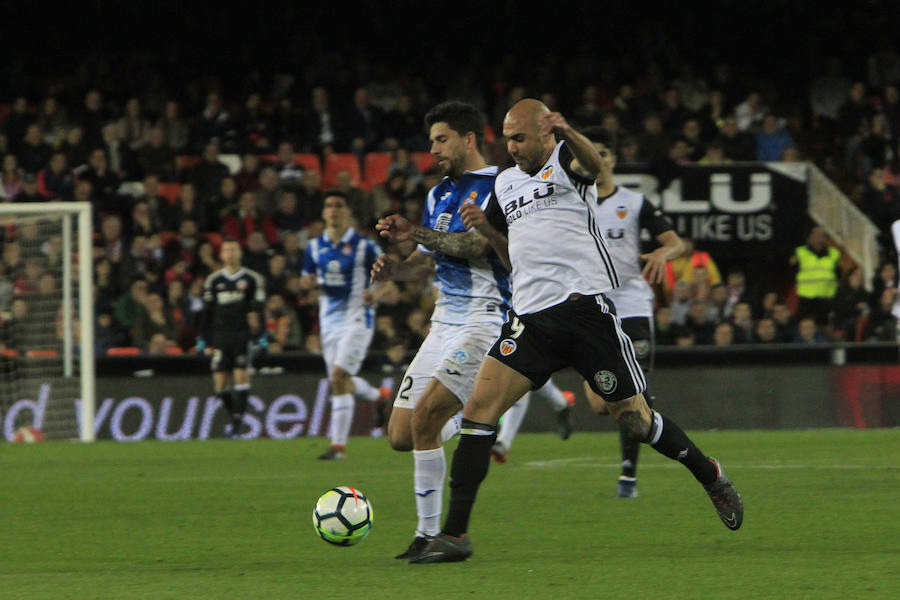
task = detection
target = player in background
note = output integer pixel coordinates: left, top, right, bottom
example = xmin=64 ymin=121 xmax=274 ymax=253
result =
xmin=581 ymin=125 xmax=685 ymax=498
xmin=370 ymin=101 xmax=511 ymax=560
xmin=301 ymin=190 xmax=391 ymax=460
xmin=411 ymin=99 xmax=742 ymax=564
xmin=196 ymin=237 xmax=267 ymax=438
xmin=490 ymin=381 xmax=575 ymax=463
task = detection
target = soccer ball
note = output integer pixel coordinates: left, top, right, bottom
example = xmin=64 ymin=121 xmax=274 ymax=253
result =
xmin=312 ymin=486 xmax=373 ymax=546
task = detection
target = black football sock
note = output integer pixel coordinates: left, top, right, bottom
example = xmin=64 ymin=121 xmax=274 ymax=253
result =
xmin=233 ymin=385 xmax=250 ymax=426
xmin=442 ymin=419 xmax=496 ymax=537
xmin=619 ymin=425 xmax=640 ymax=478
xmin=645 ymin=410 xmax=717 ymax=485
xmin=217 ymin=389 xmax=234 ymax=415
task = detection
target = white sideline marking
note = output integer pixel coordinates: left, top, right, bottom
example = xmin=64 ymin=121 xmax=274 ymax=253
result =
xmin=524 ymin=457 xmax=899 ymax=470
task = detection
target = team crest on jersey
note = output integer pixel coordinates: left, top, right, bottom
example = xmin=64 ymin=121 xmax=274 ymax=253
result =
xmin=616 ymin=205 xmax=628 ymax=219
xmin=594 ymin=370 xmax=618 ymax=394
xmin=342 ymin=244 xmax=353 ymax=255
xmin=540 ymin=166 xmax=553 ymax=180
xmin=499 ymin=339 xmax=517 ymax=356
xmin=236 ymin=279 xmax=247 ymax=290
xmin=435 ymin=212 xmax=453 ymax=232
xmin=464 ymin=191 xmax=478 ymax=205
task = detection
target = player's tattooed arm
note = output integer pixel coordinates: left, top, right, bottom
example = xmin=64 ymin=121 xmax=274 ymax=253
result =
xmin=411 ymin=226 xmax=490 ymax=259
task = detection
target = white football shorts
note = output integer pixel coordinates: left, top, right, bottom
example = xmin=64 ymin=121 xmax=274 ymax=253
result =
xmin=392 ymin=321 xmax=499 ymax=410
xmin=322 ymin=325 xmax=375 ymax=376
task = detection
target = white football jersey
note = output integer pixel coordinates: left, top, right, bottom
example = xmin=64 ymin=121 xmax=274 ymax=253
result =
xmin=489 ymin=141 xmax=619 ymax=315
xmin=593 ymin=186 xmax=674 ymax=318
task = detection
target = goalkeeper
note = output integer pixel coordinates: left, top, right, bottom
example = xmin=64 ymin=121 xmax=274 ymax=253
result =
xmin=196 ymin=237 xmax=267 ymax=437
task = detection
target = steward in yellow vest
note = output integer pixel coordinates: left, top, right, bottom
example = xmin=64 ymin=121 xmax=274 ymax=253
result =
xmin=790 ymin=225 xmax=841 ymax=326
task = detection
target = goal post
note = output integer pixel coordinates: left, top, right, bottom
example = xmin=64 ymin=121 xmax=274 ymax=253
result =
xmin=0 ymin=202 xmax=95 ymax=442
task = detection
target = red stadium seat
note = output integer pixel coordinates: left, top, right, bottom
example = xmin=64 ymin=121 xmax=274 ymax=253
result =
xmin=25 ymin=350 xmax=61 ymax=358
xmin=106 ymin=347 xmax=141 ymax=356
xmin=158 ymin=231 xmax=179 ymax=248
xmin=294 ymin=153 xmax=322 ymax=176
xmin=411 ymin=151 xmax=435 ymax=173
xmin=204 ymin=232 xmax=223 ymax=251
xmin=176 ymin=155 xmax=202 ymax=172
xmin=322 ymin=153 xmax=361 ymax=189
xmin=157 ymin=182 xmax=181 ymax=205
xmin=363 ymin=152 xmax=392 ymax=191
xmin=1 ymin=348 xmax=19 ymax=358
xmin=164 ymin=347 xmax=184 ymax=355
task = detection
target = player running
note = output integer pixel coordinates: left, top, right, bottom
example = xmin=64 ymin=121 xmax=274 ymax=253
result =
xmin=196 ymin=237 xmax=267 ymax=438
xmin=370 ymin=101 xmax=511 ymax=560
xmin=411 ymin=99 xmax=743 ymax=564
xmin=301 ymin=190 xmax=390 ymax=460
xmin=581 ymin=125 xmax=685 ymax=498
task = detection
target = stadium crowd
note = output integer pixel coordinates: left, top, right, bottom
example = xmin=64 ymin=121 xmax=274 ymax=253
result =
xmin=2 ymin=5 xmax=900 ymax=356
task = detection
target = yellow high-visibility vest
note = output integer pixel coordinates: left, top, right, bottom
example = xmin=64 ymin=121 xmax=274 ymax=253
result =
xmin=795 ymin=245 xmax=840 ymax=299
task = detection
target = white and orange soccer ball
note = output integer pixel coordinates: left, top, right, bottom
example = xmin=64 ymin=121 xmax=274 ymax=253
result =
xmin=12 ymin=426 xmax=45 ymax=443
xmin=312 ymin=486 xmax=373 ymax=546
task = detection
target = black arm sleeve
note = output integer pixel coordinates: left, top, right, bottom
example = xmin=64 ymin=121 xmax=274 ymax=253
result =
xmin=639 ymin=196 xmax=676 ymax=238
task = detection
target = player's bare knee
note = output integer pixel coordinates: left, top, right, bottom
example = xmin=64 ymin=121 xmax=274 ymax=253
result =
xmin=330 ymin=370 xmax=352 ymax=394
xmin=388 ymin=428 xmax=413 ymax=451
xmin=410 ymin=403 xmax=444 ymax=440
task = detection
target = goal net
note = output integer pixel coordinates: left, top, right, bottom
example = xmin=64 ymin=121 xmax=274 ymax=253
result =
xmin=0 ymin=202 xmax=95 ymax=441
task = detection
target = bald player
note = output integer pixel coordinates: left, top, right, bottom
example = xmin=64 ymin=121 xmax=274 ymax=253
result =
xmin=410 ymin=99 xmax=743 ymax=564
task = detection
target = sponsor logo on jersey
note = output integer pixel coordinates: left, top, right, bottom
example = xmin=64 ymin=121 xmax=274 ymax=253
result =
xmin=616 ymin=205 xmax=628 ymax=219
xmin=594 ymin=370 xmax=618 ymax=394
xmin=503 ymin=183 xmax=557 ymax=223
xmin=435 ymin=212 xmax=453 ymax=232
xmin=540 ymin=166 xmax=553 ymax=180
xmin=499 ymin=339 xmax=517 ymax=356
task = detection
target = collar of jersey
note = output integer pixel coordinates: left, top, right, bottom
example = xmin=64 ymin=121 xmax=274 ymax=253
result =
xmin=596 ymin=185 xmax=619 ymax=203
xmin=441 ymin=165 xmax=498 ymax=184
xmin=324 ymin=227 xmax=356 ymax=245
xmin=221 ymin=267 xmax=246 ymax=280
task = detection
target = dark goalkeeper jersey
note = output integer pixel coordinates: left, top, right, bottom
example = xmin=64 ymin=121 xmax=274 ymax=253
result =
xmin=199 ymin=267 xmax=265 ymax=341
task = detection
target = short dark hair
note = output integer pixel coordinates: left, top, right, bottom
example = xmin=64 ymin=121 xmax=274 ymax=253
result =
xmin=322 ymin=189 xmax=349 ymax=205
xmin=581 ymin=126 xmax=618 ymax=154
xmin=424 ymin=101 xmax=485 ymax=151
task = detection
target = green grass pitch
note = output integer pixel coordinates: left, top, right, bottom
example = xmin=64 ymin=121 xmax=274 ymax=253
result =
xmin=2 ymin=429 xmax=898 ymax=599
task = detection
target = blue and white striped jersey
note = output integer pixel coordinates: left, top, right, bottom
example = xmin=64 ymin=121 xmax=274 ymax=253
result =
xmin=303 ymin=227 xmax=382 ymax=333
xmin=419 ymin=166 xmax=511 ymax=326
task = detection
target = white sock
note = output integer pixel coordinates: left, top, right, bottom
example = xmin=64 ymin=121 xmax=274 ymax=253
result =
xmin=351 ymin=376 xmax=380 ymax=402
xmin=440 ymin=412 xmax=461 ymax=443
xmin=534 ymin=379 xmax=568 ymax=411
xmin=413 ymin=448 xmax=445 ymax=537
xmin=497 ymin=395 xmax=530 ymax=449
xmin=329 ymin=394 xmax=355 ymax=447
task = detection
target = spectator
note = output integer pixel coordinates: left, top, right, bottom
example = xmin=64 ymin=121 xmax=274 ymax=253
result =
xmin=712 ymin=321 xmax=736 ymax=346
xmin=266 ymin=253 xmax=288 ymax=297
xmin=837 ymin=81 xmax=872 ymax=139
xmin=735 ymin=91 xmax=767 ymax=132
xmin=74 ymin=89 xmax=109 ymax=149
xmin=685 ymin=299 xmax=715 ymax=344
xmin=865 ymin=287 xmax=899 ymax=340
xmin=270 ymin=141 xmax=305 ymax=189
xmin=133 ymin=292 xmax=178 ymax=351
xmin=305 ymin=86 xmax=341 ymax=154
xmin=223 ymin=191 xmax=279 ymax=246
xmin=654 ymin=305 xmax=675 ymax=345
xmin=239 ymin=92 xmax=273 ymax=153
xmin=127 ymin=200 xmax=162 ymax=238
xmin=832 ymin=266 xmax=871 ymax=339
xmin=637 ymin=113 xmax=669 ymax=162
xmin=698 ymin=139 xmax=732 ymax=164
xmin=134 ymin=174 xmax=168 ymax=226
xmin=264 ymin=294 xmax=302 ymax=351
xmin=791 ymin=225 xmax=841 ymax=326
xmin=37 ymin=152 xmax=75 ymax=199
xmin=162 ymin=183 xmax=208 ymax=233
xmin=208 ymin=176 xmax=240 ymax=231
xmin=59 ymin=125 xmax=90 ymax=168
xmin=242 ymin=230 xmax=273 ymax=274
xmin=384 ymin=94 xmax=427 ymax=151
xmin=254 ymin=166 xmax=281 ymax=216
xmin=753 ymin=317 xmax=778 ymax=343
xmin=12 ymin=173 xmax=45 ymax=203
xmin=756 ymin=114 xmax=797 ymax=161
xmin=193 ymin=92 xmax=237 ymax=153
xmin=272 ymin=190 xmax=305 ymax=235
xmin=17 ymin=124 xmax=53 ymax=173
xmin=235 ymin=153 xmax=262 ymax=192
xmin=270 ymin=97 xmax=305 ymax=149
xmin=730 ymin=302 xmax=754 ymax=343
xmin=101 ymin=121 xmax=137 ymax=181
xmin=189 ymin=142 xmax=230 ymax=206
xmin=772 ymin=302 xmax=798 ymax=343
xmin=794 ymin=316 xmax=828 ymax=344
xmin=1 ymin=154 xmax=24 ymax=200
xmin=664 ymin=237 xmax=722 ymax=300
xmin=346 ymin=86 xmax=386 ymax=155
xmin=95 ymin=309 xmax=129 ymax=356
xmin=136 ymin=128 xmax=176 ymax=181
xmin=155 ymin=100 xmax=190 ymax=152
xmin=717 ymin=115 xmax=757 ymax=161
xmin=79 ymin=148 xmax=122 ymax=215
xmin=117 ymin=97 xmax=152 ymax=151
xmin=113 ymin=277 xmax=149 ymax=332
